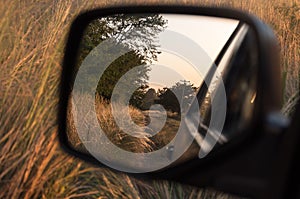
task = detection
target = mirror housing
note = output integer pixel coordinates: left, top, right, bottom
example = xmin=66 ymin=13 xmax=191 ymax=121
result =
xmin=59 ymin=5 xmax=283 ymax=198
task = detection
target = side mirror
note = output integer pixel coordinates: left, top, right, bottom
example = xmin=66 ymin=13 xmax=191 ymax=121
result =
xmin=59 ymin=5 xmax=284 ymax=198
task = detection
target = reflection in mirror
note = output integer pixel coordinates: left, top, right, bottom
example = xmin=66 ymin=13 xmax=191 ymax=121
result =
xmin=66 ymin=13 xmax=257 ymax=172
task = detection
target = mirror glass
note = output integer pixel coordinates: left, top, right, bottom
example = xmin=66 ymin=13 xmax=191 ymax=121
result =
xmin=66 ymin=14 xmax=258 ymax=172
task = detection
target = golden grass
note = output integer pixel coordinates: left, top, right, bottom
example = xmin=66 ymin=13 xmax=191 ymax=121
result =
xmin=68 ymin=94 xmax=156 ymax=153
xmin=0 ymin=0 xmax=299 ymax=198
xmin=67 ymin=93 xmax=182 ymax=153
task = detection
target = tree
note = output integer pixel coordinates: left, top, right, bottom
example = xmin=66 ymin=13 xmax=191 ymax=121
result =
xmin=140 ymin=88 xmax=157 ymax=110
xmin=158 ymin=80 xmax=197 ymax=114
xmin=75 ymin=14 xmax=167 ymax=108
xmin=157 ymin=88 xmax=180 ymax=113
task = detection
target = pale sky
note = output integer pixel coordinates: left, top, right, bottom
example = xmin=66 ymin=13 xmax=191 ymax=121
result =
xmin=148 ymin=14 xmax=239 ymax=90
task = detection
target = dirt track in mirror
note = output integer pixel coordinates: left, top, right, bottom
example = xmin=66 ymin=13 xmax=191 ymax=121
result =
xmin=0 ymin=0 xmax=298 ymax=198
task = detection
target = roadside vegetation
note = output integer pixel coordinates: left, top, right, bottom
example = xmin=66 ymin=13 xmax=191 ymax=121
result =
xmin=0 ymin=0 xmax=299 ymax=198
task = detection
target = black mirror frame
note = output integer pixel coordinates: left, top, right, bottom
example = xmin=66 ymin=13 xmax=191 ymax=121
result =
xmin=59 ymin=5 xmax=282 ymax=198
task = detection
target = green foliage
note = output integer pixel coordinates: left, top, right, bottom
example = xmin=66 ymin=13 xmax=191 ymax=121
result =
xmin=157 ymin=80 xmax=198 ymax=114
xmin=96 ymin=51 xmax=149 ymax=100
xmin=76 ymin=14 xmax=167 ymax=107
xmin=140 ymin=88 xmax=156 ymax=110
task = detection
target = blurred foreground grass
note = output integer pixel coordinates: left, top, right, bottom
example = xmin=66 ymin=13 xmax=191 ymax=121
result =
xmin=0 ymin=0 xmax=299 ymax=198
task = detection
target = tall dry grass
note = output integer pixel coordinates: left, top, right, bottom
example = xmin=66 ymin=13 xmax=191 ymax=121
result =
xmin=0 ymin=0 xmax=299 ymax=198
xmin=68 ymin=94 xmax=156 ymax=153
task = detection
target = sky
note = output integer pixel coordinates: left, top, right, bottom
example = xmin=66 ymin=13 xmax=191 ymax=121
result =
xmin=148 ymin=14 xmax=239 ymax=90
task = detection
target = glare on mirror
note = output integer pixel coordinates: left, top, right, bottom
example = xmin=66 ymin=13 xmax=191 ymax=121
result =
xmin=66 ymin=13 xmax=257 ymax=171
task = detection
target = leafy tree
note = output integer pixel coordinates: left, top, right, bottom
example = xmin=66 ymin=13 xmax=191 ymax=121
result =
xmin=75 ymin=14 xmax=167 ymax=108
xmin=158 ymin=80 xmax=197 ymax=114
xmin=140 ymin=88 xmax=157 ymax=110
xmin=157 ymin=88 xmax=180 ymax=113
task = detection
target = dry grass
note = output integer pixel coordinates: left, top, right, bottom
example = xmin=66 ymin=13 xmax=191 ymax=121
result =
xmin=0 ymin=0 xmax=299 ymax=198
xmin=68 ymin=94 xmax=156 ymax=153
xmin=67 ymin=93 xmax=182 ymax=153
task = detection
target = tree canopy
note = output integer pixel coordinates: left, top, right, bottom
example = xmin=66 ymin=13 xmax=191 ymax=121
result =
xmin=157 ymin=80 xmax=198 ymax=114
xmin=75 ymin=14 xmax=167 ymax=108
